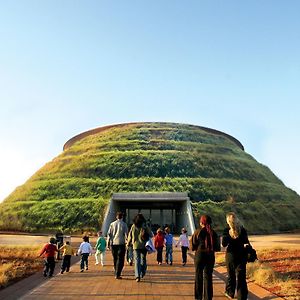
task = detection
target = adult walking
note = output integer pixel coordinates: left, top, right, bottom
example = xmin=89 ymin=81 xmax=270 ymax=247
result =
xmin=191 ymin=215 xmax=220 ymax=300
xmin=222 ymin=212 xmax=249 ymax=300
xmin=127 ymin=213 xmax=152 ymax=282
xmin=107 ymin=211 xmax=128 ymax=279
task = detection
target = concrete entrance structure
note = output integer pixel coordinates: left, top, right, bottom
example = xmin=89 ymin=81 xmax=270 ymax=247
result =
xmin=102 ymin=192 xmax=196 ymax=235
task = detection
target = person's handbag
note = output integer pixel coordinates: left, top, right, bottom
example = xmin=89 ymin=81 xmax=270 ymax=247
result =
xmin=245 ymin=244 xmax=258 ymax=263
xmin=145 ymin=239 xmax=156 ymax=254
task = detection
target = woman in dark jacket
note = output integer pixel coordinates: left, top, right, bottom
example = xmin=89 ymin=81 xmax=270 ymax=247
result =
xmin=127 ymin=213 xmax=152 ymax=282
xmin=222 ymin=212 xmax=249 ymax=300
xmin=191 ymin=215 xmax=220 ymax=300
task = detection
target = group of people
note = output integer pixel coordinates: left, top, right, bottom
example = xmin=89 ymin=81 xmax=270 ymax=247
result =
xmin=39 ymin=211 xmax=250 ymax=300
xmin=191 ymin=212 xmax=250 ymax=300
xmin=38 ymin=232 xmax=107 ymax=276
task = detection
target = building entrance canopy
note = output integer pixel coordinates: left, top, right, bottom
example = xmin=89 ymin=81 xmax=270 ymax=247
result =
xmin=102 ymin=192 xmax=195 ymax=235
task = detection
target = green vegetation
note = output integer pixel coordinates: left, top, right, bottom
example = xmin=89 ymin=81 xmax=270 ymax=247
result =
xmin=192 ymin=200 xmax=300 ymax=233
xmin=0 ymin=122 xmax=299 ymax=233
xmin=0 ymin=199 xmax=107 ymax=233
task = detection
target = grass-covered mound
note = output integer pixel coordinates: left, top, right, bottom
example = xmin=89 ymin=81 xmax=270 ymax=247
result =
xmin=0 ymin=122 xmax=299 ymax=233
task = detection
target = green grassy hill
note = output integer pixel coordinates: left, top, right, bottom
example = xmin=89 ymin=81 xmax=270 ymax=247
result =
xmin=0 ymin=122 xmax=299 ymax=233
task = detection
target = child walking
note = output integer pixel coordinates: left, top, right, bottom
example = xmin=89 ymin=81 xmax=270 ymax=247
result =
xmin=164 ymin=227 xmax=174 ymax=265
xmin=39 ymin=237 xmax=58 ymax=278
xmin=95 ymin=231 xmax=106 ymax=266
xmin=78 ymin=235 xmax=92 ymax=272
xmin=59 ymin=241 xmax=75 ymax=274
xmin=176 ymin=227 xmax=189 ymax=266
xmin=154 ymin=228 xmax=164 ymax=265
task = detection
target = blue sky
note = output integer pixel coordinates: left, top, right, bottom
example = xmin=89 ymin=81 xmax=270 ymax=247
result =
xmin=0 ymin=1 xmax=299 ymax=201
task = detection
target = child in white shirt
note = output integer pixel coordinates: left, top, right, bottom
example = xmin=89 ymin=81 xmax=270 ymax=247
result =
xmin=78 ymin=235 xmax=92 ymax=272
xmin=176 ymin=227 xmax=189 ymax=266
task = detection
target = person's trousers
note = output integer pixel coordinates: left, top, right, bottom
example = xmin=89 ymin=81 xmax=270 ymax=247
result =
xmin=225 ymin=253 xmax=248 ymax=300
xmin=111 ymin=244 xmax=126 ymax=277
xmin=134 ymin=249 xmax=147 ymax=279
xmin=165 ymin=245 xmax=173 ymax=263
xmin=181 ymin=246 xmax=188 ymax=263
xmin=80 ymin=253 xmax=89 ymax=270
xmin=61 ymin=255 xmax=71 ymax=272
xmin=44 ymin=257 xmax=55 ymax=276
xmin=156 ymin=247 xmax=163 ymax=263
xmin=194 ymin=251 xmax=215 ymax=300
xmin=95 ymin=250 xmax=106 ymax=265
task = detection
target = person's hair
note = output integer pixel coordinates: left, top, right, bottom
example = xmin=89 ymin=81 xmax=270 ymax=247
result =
xmin=165 ymin=226 xmax=170 ymax=234
xmin=49 ymin=237 xmax=56 ymax=244
xmin=199 ymin=215 xmax=214 ymax=251
xmin=226 ymin=212 xmax=241 ymax=239
xmin=133 ymin=213 xmax=146 ymax=228
xmin=116 ymin=212 xmax=123 ymax=219
xmin=156 ymin=227 xmax=163 ymax=234
xmin=66 ymin=241 xmax=70 ymax=245
xmin=83 ymin=235 xmax=89 ymax=242
xmin=200 ymin=215 xmax=212 ymax=226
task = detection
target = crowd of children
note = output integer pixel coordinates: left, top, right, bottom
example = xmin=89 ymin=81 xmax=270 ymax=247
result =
xmin=38 ymin=227 xmax=189 ymax=278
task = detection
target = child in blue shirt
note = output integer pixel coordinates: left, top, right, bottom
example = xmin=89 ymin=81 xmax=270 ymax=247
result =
xmin=164 ymin=227 xmax=174 ymax=265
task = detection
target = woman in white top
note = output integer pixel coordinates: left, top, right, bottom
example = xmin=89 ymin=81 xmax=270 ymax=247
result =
xmin=176 ymin=227 xmax=189 ymax=266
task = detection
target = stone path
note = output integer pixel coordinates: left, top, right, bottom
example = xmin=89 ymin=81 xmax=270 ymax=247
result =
xmin=0 ymin=247 xmax=283 ymax=300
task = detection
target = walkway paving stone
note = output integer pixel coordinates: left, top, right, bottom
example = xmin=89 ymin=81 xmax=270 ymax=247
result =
xmin=0 ymin=247 xmax=283 ymax=299
xmin=20 ymin=249 xmax=227 ymax=300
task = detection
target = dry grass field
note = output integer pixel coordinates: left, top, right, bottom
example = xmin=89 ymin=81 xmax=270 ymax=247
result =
xmin=0 ymin=245 xmax=42 ymax=289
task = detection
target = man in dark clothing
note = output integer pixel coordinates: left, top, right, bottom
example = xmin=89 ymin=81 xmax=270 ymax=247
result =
xmin=107 ymin=212 xmax=128 ymax=279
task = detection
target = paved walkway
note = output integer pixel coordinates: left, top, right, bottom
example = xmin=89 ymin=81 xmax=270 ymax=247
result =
xmin=0 ymin=248 xmax=282 ymax=300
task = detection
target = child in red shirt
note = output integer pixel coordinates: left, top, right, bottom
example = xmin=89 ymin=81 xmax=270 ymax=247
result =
xmin=154 ymin=228 xmax=165 ymax=265
xmin=39 ymin=237 xmax=58 ymax=277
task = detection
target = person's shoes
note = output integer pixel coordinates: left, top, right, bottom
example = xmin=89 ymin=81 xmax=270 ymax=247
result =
xmin=48 ymin=274 xmax=53 ymax=278
xmin=166 ymin=260 xmax=169 ymax=264
xmin=95 ymin=262 xmax=99 ymax=265
xmin=141 ymin=273 xmax=144 ymax=278
xmin=85 ymin=267 xmax=88 ymax=271
xmin=43 ymin=272 xmax=47 ymax=277
xmin=158 ymin=262 xmax=162 ymax=265
xmin=60 ymin=271 xmax=64 ymax=274
xmin=224 ymin=292 xmax=234 ymax=299
xmin=115 ymin=275 xmax=122 ymax=279
xmin=182 ymin=263 xmax=186 ymax=266
xmin=170 ymin=262 xmax=173 ymax=265
xmin=136 ymin=277 xmax=140 ymax=282
xmin=80 ymin=269 xmax=84 ymax=272
xmin=129 ymin=261 xmax=133 ymax=266
xmin=101 ymin=263 xmax=104 ymax=266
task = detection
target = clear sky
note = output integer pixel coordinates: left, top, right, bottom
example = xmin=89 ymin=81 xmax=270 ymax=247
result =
xmin=0 ymin=1 xmax=299 ymax=201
